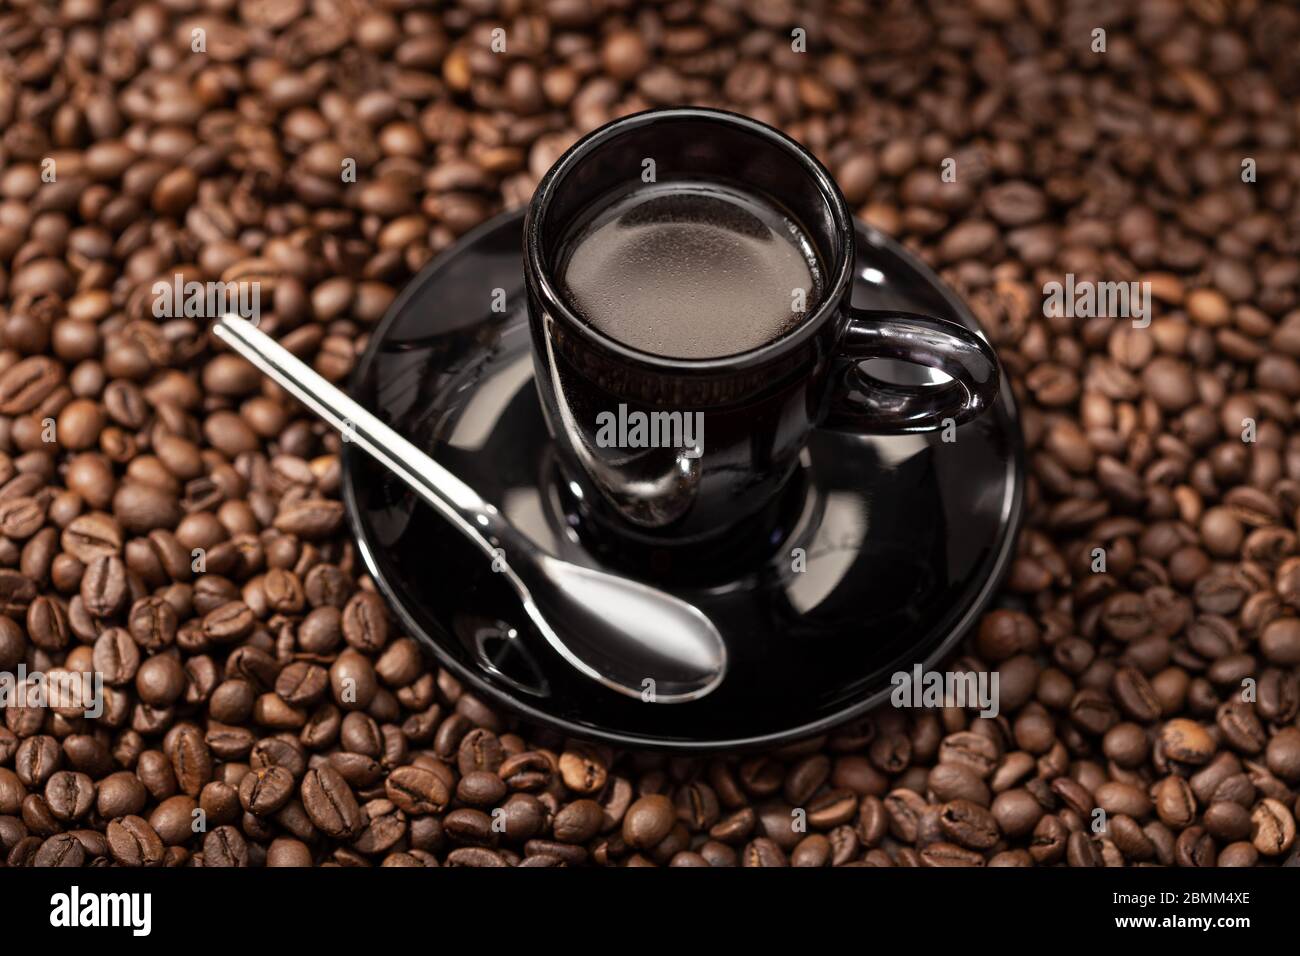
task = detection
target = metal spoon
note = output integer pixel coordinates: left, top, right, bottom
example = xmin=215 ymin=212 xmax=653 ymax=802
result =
xmin=213 ymin=315 xmax=727 ymax=703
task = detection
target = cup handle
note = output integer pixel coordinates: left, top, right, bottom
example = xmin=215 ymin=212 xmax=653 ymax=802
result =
xmin=822 ymin=309 xmax=1001 ymax=434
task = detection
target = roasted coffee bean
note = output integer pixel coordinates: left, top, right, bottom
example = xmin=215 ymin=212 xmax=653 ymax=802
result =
xmin=991 ymin=789 xmax=1043 ymax=839
xmin=342 ymin=591 xmax=389 ymax=652
xmin=81 ymin=554 xmax=128 ymax=617
xmin=266 ymin=837 xmax=314 ymax=867
xmin=301 ymin=766 xmax=361 ymax=839
xmin=136 ymin=654 xmax=186 ymax=706
xmin=33 ymin=832 xmax=86 ymax=868
xmin=26 ymin=596 xmax=69 ymax=651
xmin=884 ymin=789 xmax=927 ymax=843
xmin=456 ymin=771 xmax=507 ymax=807
xmin=553 ymin=799 xmax=604 ymax=844
xmin=672 ymin=781 xmax=719 ymax=832
xmin=203 ymin=825 xmax=250 ymax=867
xmin=1029 ymin=815 xmax=1068 ymax=865
xmin=446 ymin=847 xmax=507 ymax=867
xmin=1251 ymin=798 xmax=1297 ymax=857
xmin=443 ymin=808 xmax=496 ymax=847
xmin=1266 ymin=727 xmax=1300 ymax=783
xmin=353 ymin=800 xmax=407 ymax=855
xmin=148 ymin=796 xmax=198 ymax=847
xmin=807 ymin=789 xmax=858 ymax=829
xmin=274 ymin=500 xmax=344 ymax=539
xmin=97 ymin=771 xmax=147 ymax=819
xmin=456 ymin=728 xmax=503 ymax=775
xmin=1212 ymin=704 xmax=1265 ymax=759
xmin=239 ymin=766 xmax=295 ymax=816
xmin=741 ymin=836 xmax=787 ymax=867
xmin=1160 ymin=719 xmax=1216 ymax=766
xmin=920 ymin=841 xmax=984 ymax=867
xmin=62 ymin=513 xmax=122 ymax=563
xmin=1110 ymin=815 xmax=1155 ymax=861
xmin=1154 ymin=776 xmax=1198 ymax=829
xmin=1203 ymin=801 xmax=1253 ymax=842
xmin=1176 ymin=826 xmax=1218 ymax=867
xmin=1219 ymin=842 xmax=1259 ymax=868
xmin=129 ymin=597 xmax=178 ymax=651
xmin=1112 ymin=668 xmax=1162 ymax=723
xmin=170 ymin=725 xmax=212 ymax=797
xmin=623 ymin=794 xmax=675 ymax=850
xmin=938 ymin=799 xmax=999 ymax=850
xmin=938 ymin=733 xmax=998 ymax=778
xmin=497 ymin=794 xmax=546 ymax=843
xmin=93 ymin=627 xmax=140 ymax=685
xmin=784 ymin=754 xmax=830 ymax=806
xmin=558 ymin=746 xmax=607 ymax=794
xmin=384 ymin=766 xmax=449 ymax=816
xmin=44 ymin=771 xmax=94 ymax=821
xmin=1095 ymin=781 xmax=1151 ymax=820
xmin=495 ymin=751 xmax=550 ymax=792
xmin=1066 ymin=831 xmax=1103 ymax=868
xmin=106 ymin=815 xmax=165 ymax=867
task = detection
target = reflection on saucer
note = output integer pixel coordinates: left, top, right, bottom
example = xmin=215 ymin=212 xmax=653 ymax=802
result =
xmin=455 ymin=615 xmax=550 ymax=699
xmin=784 ymin=490 xmax=864 ymax=615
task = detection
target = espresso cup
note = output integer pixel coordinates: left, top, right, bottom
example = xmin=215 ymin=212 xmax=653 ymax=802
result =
xmin=523 ymin=107 xmax=999 ymax=577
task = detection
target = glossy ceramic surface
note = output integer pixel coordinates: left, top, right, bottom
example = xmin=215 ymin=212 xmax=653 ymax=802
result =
xmin=341 ymin=207 xmax=1024 ymax=751
xmin=525 ymin=107 xmax=1000 ymax=553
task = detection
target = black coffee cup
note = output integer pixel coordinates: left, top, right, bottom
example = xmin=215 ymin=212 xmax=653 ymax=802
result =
xmin=524 ymin=107 xmax=999 ymax=576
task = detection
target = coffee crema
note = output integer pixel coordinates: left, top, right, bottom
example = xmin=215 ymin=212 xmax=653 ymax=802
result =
xmin=556 ymin=180 xmax=824 ymax=359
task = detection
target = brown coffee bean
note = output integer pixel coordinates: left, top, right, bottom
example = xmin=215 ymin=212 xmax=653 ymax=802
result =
xmin=342 ymin=590 xmax=389 ymax=652
xmin=920 ymin=841 xmax=985 ymax=867
xmin=80 ymin=554 xmax=128 ymax=617
xmin=274 ymin=499 xmax=344 ymax=539
xmin=991 ymin=788 xmax=1043 ymax=838
xmin=1154 ymin=776 xmax=1197 ymax=828
xmin=1218 ymin=700 xmax=1267 ymax=754
xmin=623 ymin=794 xmax=675 ymax=849
xmin=784 ymin=753 xmax=830 ymax=806
xmin=239 ymin=765 xmax=294 ymax=816
xmin=1203 ymin=801 xmax=1253 ymax=842
xmin=382 ymin=764 xmax=449 ymax=816
xmin=301 ymin=766 xmax=362 ymax=839
xmin=1112 ymin=668 xmax=1162 ymax=723
xmin=938 ymin=799 xmax=999 ymax=850
xmin=106 ymin=815 xmax=165 ymax=866
xmin=1251 ymin=798 xmax=1296 ymax=856
xmin=170 ymin=725 xmax=212 ymax=797
xmin=203 ymin=824 xmax=250 ymax=867
xmin=741 ymin=836 xmax=787 ymax=867
xmin=97 ymin=771 xmax=147 ymax=819
xmin=44 ymin=771 xmax=94 ymax=821
xmin=457 ymin=770 xmax=507 ymax=807
xmin=553 ymin=799 xmax=604 ymax=844
xmin=33 ymin=832 xmax=85 ymax=867
xmin=1160 ymin=718 xmax=1216 ymax=765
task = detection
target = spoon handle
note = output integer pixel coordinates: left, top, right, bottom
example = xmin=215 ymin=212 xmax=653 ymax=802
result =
xmin=212 ymin=314 xmax=516 ymax=560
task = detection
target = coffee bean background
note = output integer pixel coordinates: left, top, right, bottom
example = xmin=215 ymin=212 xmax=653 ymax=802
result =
xmin=1 ymin=1 xmax=1299 ymax=867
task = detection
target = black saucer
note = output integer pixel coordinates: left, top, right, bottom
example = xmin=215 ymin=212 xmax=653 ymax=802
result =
xmin=341 ymin=208 xmax=1024 ymax=751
